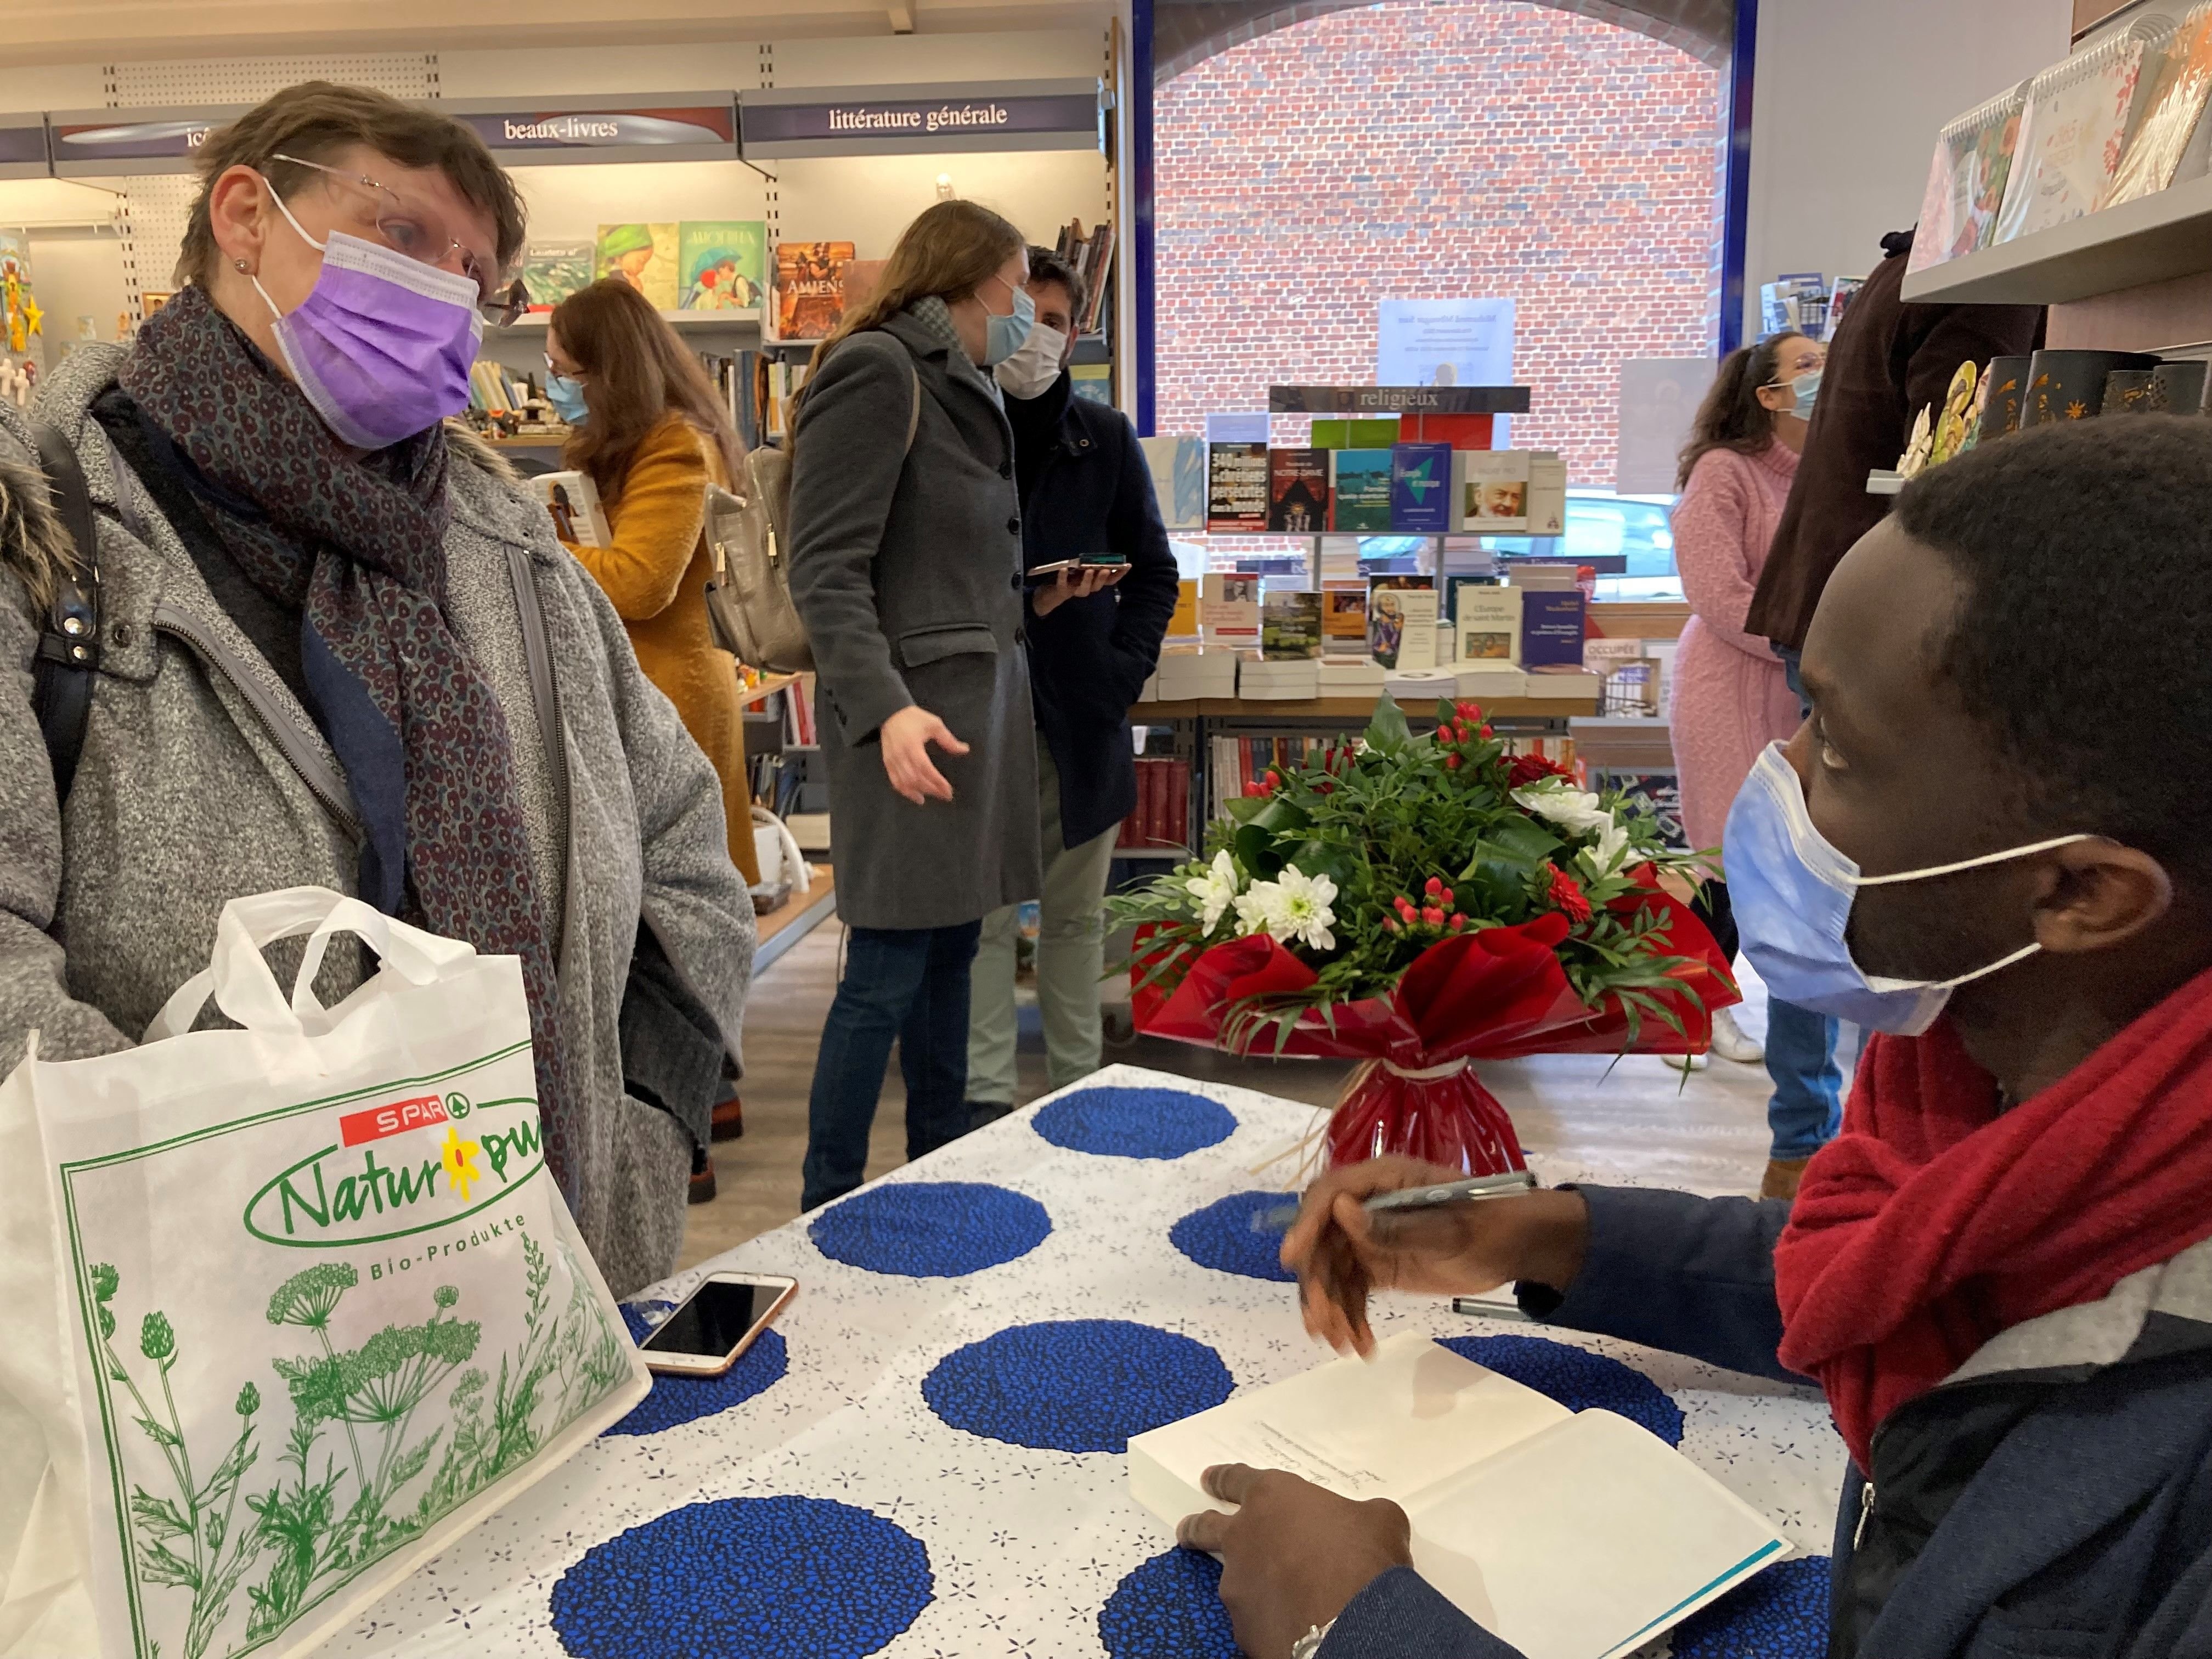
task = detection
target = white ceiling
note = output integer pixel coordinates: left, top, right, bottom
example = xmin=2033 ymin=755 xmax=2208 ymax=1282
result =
xmin=7 ymin=0 xmax=1115 ymax=65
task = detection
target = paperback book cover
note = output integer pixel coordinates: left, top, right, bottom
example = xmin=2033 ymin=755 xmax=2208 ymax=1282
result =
xmin=1458 ymin=450 xmax=1533 ymax=533
xmin=1169 ymin=580 xmax=1201 ymax=638
xmin=1402 ymin=413 xmax=1497 ymax=450
xmin=595 ymin=223 xmax=680 ymax=309
xmin=774 ymin=241 xmax=856 ymax=341
xmin=521 ymin=240 xmax=592 ymax=312
xmin=1311 ymin=418 xmax=1402 ymax=449
xmin=1369 ymin=575 xmax=1439 ymax=672
xmin=1071 ymin=364 xmax=1113 ymax=406
xmin=1390 ymin=443 xmax=1454 ymax=534
xmin=1207 ymin=443 xmax=1271 ymax=533
xmin=2106 ymin=11 xmax=2212 ymax=208
xmin=1200 ymin=573 xmax=1262 ymax=645
xmin=1268 ymin=448 xmax=1331 ymax=533
xmin=1329 ymin=449 xmax=1395 ymax=531
xmin=679 ymin=222 xmax=766 ymax=311
xmin=1454 ymin=585 xmax=1522 ymax=665
xmin=1521 ymin=590 xmax=1588 ymax=668
xmin=1140 ymin=437 xmax=1209 ymax=531
xmin=1321 ymin=583 xmax=1369 ymax=646
xmin=1261 ymin=591 xmax=1324 ymax=659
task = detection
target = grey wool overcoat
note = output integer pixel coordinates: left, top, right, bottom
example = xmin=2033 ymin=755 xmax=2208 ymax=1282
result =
xmin=786 ymin=308 xmax=1043 ymax=930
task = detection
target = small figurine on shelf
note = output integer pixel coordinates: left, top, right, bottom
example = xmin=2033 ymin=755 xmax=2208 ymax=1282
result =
xmin=1956 ymin=371 xmax=1992 ymax=456
xmin=0 ymin=358 xmax=25 ymax=410
xmin=1898 ymin=404 xmax=1935 ymax=479
xmin=1 ymin=247 xmax=41 ymax=356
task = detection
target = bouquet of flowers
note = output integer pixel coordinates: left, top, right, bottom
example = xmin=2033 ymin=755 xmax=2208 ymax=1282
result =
xmin=1112 ymin=696 xmax=1736 ymax=1176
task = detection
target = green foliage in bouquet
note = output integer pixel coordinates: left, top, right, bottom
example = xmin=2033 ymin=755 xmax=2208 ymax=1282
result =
xmin=1110 ymin=696 xmax=1722 ymax=1042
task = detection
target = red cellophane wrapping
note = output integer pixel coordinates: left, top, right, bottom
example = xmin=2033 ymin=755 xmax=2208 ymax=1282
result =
xmin=1131 ymin=867 xmax=1737 ymax=1176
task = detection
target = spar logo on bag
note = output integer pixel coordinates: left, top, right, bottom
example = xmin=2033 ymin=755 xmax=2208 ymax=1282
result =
xmin=241 ymin=1084 xmax=547 ymax=1248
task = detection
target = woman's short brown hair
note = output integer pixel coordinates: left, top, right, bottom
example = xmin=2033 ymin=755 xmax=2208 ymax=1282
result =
xmin=177 ymin=81 xmax=526 ymax=288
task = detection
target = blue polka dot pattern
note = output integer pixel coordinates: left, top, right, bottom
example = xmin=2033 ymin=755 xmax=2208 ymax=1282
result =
xmin=1437 ymin=1334 xmax=1685 ymax=1446
xmin=1671 ymin=1555 xmax=1831 ymax=1658
xmin=1031 ymin=1086 xmax=1237 ymax=1160
xmin=618 ymin=1300 xmax=674 ymax=1344
xmin=603 ymin=1328 xmax=789 ymax=1437
xmin=549 ymin=1496 xmax=932 ymax=1659
xmin=1098 ymin=1548 xmax=1239 ymax=1659
xmin=923 ymin=1319 xmax=1233 ymax=1453
xmin=1170 ymin=1191 xmax=1297 ymax=1282
xmin=809 ymin=1181 xmax=1051 ymax=1278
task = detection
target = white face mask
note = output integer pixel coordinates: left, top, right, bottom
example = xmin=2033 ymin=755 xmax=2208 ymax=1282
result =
xmin=994 ymin=318 xmax=1067 ymax=400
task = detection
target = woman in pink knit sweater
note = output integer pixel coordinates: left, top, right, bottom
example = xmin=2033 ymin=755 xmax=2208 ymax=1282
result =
xmin=1669 ymin=330 xmax=1836 ymax=1198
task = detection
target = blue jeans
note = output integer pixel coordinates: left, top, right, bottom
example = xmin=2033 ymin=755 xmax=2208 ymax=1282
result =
xmin=801 ymin=921 xmax=983 ymax=1210
xmin=1765 ymin=641 xmax=1843 ymax=1159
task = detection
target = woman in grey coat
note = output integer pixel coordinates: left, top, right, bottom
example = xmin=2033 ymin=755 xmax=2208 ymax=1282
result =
xmin=787 ymin=200 xmax=1048 ymax=1209
xmin=0 ymin=84 xmax=753 ymax=1296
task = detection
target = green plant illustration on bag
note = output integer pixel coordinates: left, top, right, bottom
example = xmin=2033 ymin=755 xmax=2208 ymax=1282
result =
xmin=89 ymin=1234 xmax=630 ymax=1658
xmin=88 ymin=1266 xmax=266 ymax=1659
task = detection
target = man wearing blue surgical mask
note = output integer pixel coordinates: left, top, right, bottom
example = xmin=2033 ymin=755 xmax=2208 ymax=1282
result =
xmin=1188 ymin=416 xmax=2212 ymax=1659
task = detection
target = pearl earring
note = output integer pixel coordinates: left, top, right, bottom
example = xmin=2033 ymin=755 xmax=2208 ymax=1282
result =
xmin=233 ymin=258 xmax=251 ymax=273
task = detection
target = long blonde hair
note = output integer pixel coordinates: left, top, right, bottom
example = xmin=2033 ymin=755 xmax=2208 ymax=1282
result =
xmin=808 ymin=199 xmax=1025 ymax=380
xmin=552 ymin=278 xmax=743 ymax=500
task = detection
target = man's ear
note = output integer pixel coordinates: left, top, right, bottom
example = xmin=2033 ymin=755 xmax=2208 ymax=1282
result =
xmin=2033 ymin=840 xmax=2174 ymax=956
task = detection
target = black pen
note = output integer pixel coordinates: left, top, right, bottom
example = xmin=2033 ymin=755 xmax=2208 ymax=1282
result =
xmin=1249 ymin=1168 xmax=1539 ymax=1233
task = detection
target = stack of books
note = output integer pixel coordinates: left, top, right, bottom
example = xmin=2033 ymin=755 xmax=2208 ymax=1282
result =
xmin=1239 ymin=658 xmax=1321 ymax=701
xmin=1116 ymin=757 xmax=1190 ymax=853
xmin=1153 ymin=648 xmax=1240 ymax=701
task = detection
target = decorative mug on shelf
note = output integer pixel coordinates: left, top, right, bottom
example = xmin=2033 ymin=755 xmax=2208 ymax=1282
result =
xmin=2025 ymin=349 xmax=2159 ymax=424
xmin=1976 ymin=354 xmax=2032 ymax=442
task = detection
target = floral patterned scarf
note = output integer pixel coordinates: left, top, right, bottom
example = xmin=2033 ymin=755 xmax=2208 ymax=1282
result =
xmin=120 ymin=283 xmax=578 ymax=1197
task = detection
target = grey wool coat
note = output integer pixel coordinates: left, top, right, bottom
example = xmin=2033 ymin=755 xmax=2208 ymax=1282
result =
xmin=786 ymin=307 xmax=1043 ymax=930
xmin=0 ymin=345 xmax=755 ymax=1299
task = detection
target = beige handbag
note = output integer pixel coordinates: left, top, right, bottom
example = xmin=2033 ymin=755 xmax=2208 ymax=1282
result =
xmin=703 ymin=359 xmax=921 ymax=675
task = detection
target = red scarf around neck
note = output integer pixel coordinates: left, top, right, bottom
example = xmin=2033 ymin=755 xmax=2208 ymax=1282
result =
xmin=1774 ymin=967 xmax=2212 ymax=1470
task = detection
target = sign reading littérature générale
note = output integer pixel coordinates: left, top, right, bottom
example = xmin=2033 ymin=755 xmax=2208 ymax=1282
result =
xmin=738 ymin=81 xmax=1102 ymax=157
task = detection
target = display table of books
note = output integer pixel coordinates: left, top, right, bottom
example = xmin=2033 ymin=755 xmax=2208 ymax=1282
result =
xmin=321 ymin=1065 xmax=1845 ymax=1659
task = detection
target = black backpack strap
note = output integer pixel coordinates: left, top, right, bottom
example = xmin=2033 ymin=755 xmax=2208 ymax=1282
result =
xmin=27 ymin=420 xmax=101 ymax=803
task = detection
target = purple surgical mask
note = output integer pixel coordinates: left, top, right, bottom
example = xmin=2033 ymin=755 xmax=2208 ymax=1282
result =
xmin=252 ymin=180 xmax=484 ymax=449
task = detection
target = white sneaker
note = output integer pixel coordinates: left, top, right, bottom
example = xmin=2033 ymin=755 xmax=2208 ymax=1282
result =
xmin=1670 ymin=1051 xmax=1711 ymax=1074
xmin=1709 ymin=1006 xmax=1764 ymax=1065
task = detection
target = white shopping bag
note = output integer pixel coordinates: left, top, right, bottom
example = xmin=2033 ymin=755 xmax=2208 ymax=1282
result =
xmin=0 ymin=888 xmax=648 ymax=1659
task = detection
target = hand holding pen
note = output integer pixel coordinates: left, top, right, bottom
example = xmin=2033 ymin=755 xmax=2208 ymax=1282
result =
xmin=1276 ymin=1156 xmax=1593 ymax=1357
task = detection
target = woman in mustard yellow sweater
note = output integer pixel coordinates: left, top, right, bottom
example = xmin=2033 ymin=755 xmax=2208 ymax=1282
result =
xmin=547 ymin=279 xmax=760 ymax=889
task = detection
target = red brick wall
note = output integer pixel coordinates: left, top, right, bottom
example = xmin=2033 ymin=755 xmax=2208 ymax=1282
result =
xmin=1155 ymin=0 xmax=1723 ymax=486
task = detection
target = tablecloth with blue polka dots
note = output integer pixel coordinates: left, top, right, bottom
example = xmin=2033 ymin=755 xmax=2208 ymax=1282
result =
xmin=314 ymin=1063 xmax=1846 ymax=1658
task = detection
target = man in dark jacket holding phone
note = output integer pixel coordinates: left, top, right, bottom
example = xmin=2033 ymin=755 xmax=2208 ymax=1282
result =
xmin=966 ymin=248 xmax=1179 ymax=1125
xmin=1184 ymin=417 xmax=2212 ymax=1657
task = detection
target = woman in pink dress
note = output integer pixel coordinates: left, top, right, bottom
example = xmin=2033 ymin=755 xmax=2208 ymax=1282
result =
xmin=1669 ymin=330 xmax=1835 ymax=1199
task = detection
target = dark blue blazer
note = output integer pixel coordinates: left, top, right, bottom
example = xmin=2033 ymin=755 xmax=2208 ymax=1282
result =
xmin=1007 ymin=376 xmax=1180 ymax=849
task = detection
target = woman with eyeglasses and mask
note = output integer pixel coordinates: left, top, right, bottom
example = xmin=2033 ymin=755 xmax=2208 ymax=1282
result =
xmin=784 ymin=199 xmax=1045 ymax=1211
xmin=0 ymin=82 xmax=755 ymax=1296
xmin=1669 ymin=329 xmax=1839 ymax=1199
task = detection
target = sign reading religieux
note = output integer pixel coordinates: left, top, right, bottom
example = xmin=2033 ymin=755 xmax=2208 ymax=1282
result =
xmin=738 ymin=80 xmax=1103 ymax=158
xmin=1268 ymin=386 xmax=1533 ymax=414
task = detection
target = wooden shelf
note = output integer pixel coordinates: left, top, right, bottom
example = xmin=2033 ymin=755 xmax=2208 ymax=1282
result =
xmin=498 ymin=309 xmax=762 ymax=330
xmin=741 ymin=671 xmax=801 ymax=707
xmin=1900 ymin=171 xmax=2212 ymax=307
xmin=753 ymin=864 xmax=836 ymax=973
xmin=484 ymin=433 xmax=569 ymax=448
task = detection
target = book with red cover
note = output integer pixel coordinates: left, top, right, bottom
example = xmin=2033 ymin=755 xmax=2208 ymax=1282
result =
xmin=1168 ymin=763 xmax=1189 ymax=851
xmin=1402 ymin=413 xmax=1496 ymax=450
xmin=1267 ymin=448 xmax=1331 ymax=534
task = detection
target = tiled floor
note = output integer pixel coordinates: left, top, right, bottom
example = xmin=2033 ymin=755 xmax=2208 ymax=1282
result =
xmin=679 ymin=919 xmax=1788 ymax=1269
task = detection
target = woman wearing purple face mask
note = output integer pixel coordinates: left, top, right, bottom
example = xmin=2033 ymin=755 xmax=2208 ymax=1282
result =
xmin=0 ymin=82 xmax=755 ymax=1297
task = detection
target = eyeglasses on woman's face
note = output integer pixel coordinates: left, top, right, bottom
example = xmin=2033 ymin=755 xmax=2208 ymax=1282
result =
xmin=269 ymin=152 xmax=527 ymax=325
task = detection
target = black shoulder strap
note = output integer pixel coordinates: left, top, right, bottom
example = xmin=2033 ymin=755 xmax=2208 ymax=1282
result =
xmin=27 ymin=420 xmax=102 ymax=804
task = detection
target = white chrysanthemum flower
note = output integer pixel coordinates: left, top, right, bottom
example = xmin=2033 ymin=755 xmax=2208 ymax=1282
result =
xmin=1578 ymin=820 xmax=1635 ymax=880
xmin=1511 ymin=782 xmax=1615 ymax=839
xmin=1271 ymin=865 xmax=1339 ymax=951
xmin=1184 ymin=850 xmax=1242 ymax=934
xmin=1232 ymin=884 xmax=1278 ymax=938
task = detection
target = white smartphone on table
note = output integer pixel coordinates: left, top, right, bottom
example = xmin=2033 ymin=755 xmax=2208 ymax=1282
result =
xmin=639 ymin=1271 xmax=797 ymax=1376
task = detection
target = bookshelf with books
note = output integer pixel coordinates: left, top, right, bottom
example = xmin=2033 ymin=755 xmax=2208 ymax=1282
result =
xmin=1901 ymin=2 xmax=2212 ymax=354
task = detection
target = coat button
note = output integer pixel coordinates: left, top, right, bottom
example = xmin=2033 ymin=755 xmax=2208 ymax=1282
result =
xmin=998 ymin=461 xmax=1012 ymax=478
xmin=112 ymin=622 xmax=133 ymax=646
xmin=1079 ymin=438 xmax=1091 ymax=448
xmin=1009 ymin=573 xmax=1023 ymax=590
xmin=1015 ymin=627 xmax=1026 ymax=644
xmin=1006 ymin=517 xmax=1021 ymax=534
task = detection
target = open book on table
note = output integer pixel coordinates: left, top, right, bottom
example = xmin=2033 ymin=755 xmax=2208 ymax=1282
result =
xmin=1127 ymin=1332 xmax=1789 ymax=1659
